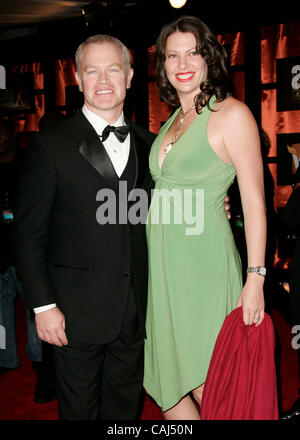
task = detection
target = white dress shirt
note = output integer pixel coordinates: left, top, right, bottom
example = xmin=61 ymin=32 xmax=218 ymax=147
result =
xmin=82 ymin=105 xmax=130 ymax=177
xmin=34 ymin=105 xmax=130 ymax=314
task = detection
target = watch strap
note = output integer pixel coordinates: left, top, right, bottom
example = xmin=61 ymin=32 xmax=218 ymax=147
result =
xmin=246 ymin=266 xmax=266 ymax=276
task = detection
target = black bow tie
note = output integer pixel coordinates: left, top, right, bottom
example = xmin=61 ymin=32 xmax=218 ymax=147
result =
xmin=101 ymin=125 xmax=130 ymax=143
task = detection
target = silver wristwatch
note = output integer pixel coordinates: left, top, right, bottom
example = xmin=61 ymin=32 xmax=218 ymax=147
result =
xmin=246 ymin=266 xmax=266 ymax=276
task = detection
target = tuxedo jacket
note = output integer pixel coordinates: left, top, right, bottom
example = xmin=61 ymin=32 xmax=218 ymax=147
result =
xmin=13 ymin=110 xmax=155 ymax=344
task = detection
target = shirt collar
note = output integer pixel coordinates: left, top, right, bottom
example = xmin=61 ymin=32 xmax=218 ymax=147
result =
xmin=82 ymin=105 xmax=125 ymax=136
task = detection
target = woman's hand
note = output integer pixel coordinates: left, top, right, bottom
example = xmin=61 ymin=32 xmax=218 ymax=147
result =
xmin=236 ymin=274 xmax=265 ymax=327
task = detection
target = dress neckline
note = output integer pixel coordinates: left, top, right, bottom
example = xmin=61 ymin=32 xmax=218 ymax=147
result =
xmin=158 ymin=104 xmax=208 ymax=172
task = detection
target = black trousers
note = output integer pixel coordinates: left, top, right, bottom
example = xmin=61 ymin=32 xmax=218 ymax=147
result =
xmin=53 ymin=287 xmax=144 ymax=420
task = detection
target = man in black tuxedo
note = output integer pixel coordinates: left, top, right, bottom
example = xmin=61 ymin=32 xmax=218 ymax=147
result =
xmin=13 ymin=34 xmax=155 ymax=420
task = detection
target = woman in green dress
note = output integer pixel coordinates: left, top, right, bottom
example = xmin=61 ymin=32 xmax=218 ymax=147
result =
xmin=144 ymin=16 xmax=267 ymax=420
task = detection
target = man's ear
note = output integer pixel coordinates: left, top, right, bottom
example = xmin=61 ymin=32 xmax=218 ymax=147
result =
xmin=127 ymin=68 xmax=134 ymax=89
xmin=75 ymin=71 xmax=83 ymax=92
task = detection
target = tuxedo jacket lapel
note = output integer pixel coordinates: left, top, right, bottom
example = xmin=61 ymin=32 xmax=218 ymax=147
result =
xmin=76 ymin=111 xmax=151 ymax=191
xmin=127 ymin=119 xmax=151 ymax=189
xmin=78 ymin=127 xmax=119 ymax=187
xmin=128 ymin=131 xmax=138 ymax=190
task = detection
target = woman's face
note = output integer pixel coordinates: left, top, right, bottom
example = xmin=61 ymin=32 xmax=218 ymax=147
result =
xmin=164 ymin=31 xmax=207 ymax=104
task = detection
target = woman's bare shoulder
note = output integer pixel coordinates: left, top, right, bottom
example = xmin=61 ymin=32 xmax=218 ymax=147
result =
xmin=213 ymin=95 xmax=255 ymax=126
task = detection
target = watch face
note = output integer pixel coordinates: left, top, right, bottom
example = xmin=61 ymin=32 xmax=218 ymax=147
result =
xmin=259 ymin=267 xmax=266 ymax=275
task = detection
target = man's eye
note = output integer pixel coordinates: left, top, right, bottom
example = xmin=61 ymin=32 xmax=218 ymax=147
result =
xmin=87 ymin=70 xmax=97 ymax=75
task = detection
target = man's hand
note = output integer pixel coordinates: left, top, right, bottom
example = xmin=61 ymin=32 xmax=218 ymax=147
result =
xmin=225 ymin=195 xmax=231 ymax=220
xmin=35 ymin=307 xmax=68 ymax=347
xmin=294 ymin=182 xmax=300 ymax=191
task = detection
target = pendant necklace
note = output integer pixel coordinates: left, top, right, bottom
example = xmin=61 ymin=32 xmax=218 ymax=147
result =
xmin=163 ymin=105 xmax=195 ymax=155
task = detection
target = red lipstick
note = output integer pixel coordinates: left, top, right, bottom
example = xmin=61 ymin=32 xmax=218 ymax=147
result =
xmin=175 ymin=72 xmax=195 ymax=82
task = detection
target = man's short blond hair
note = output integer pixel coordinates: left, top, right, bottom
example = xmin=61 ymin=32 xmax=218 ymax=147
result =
xmin=75 ymin=34 xmax=132 ymax=76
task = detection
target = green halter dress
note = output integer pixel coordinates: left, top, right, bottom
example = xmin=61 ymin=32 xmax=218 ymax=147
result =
xmin=144 ymin=97 xmax=243 ymax=412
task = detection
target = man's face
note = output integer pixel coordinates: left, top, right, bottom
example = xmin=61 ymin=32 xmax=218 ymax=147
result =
xmin=76 ymin=41 xmax=133 ymax=121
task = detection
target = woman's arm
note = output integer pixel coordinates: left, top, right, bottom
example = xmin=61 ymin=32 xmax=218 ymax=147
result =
xmin=222 ymin=98 xmax=267 ymax=326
